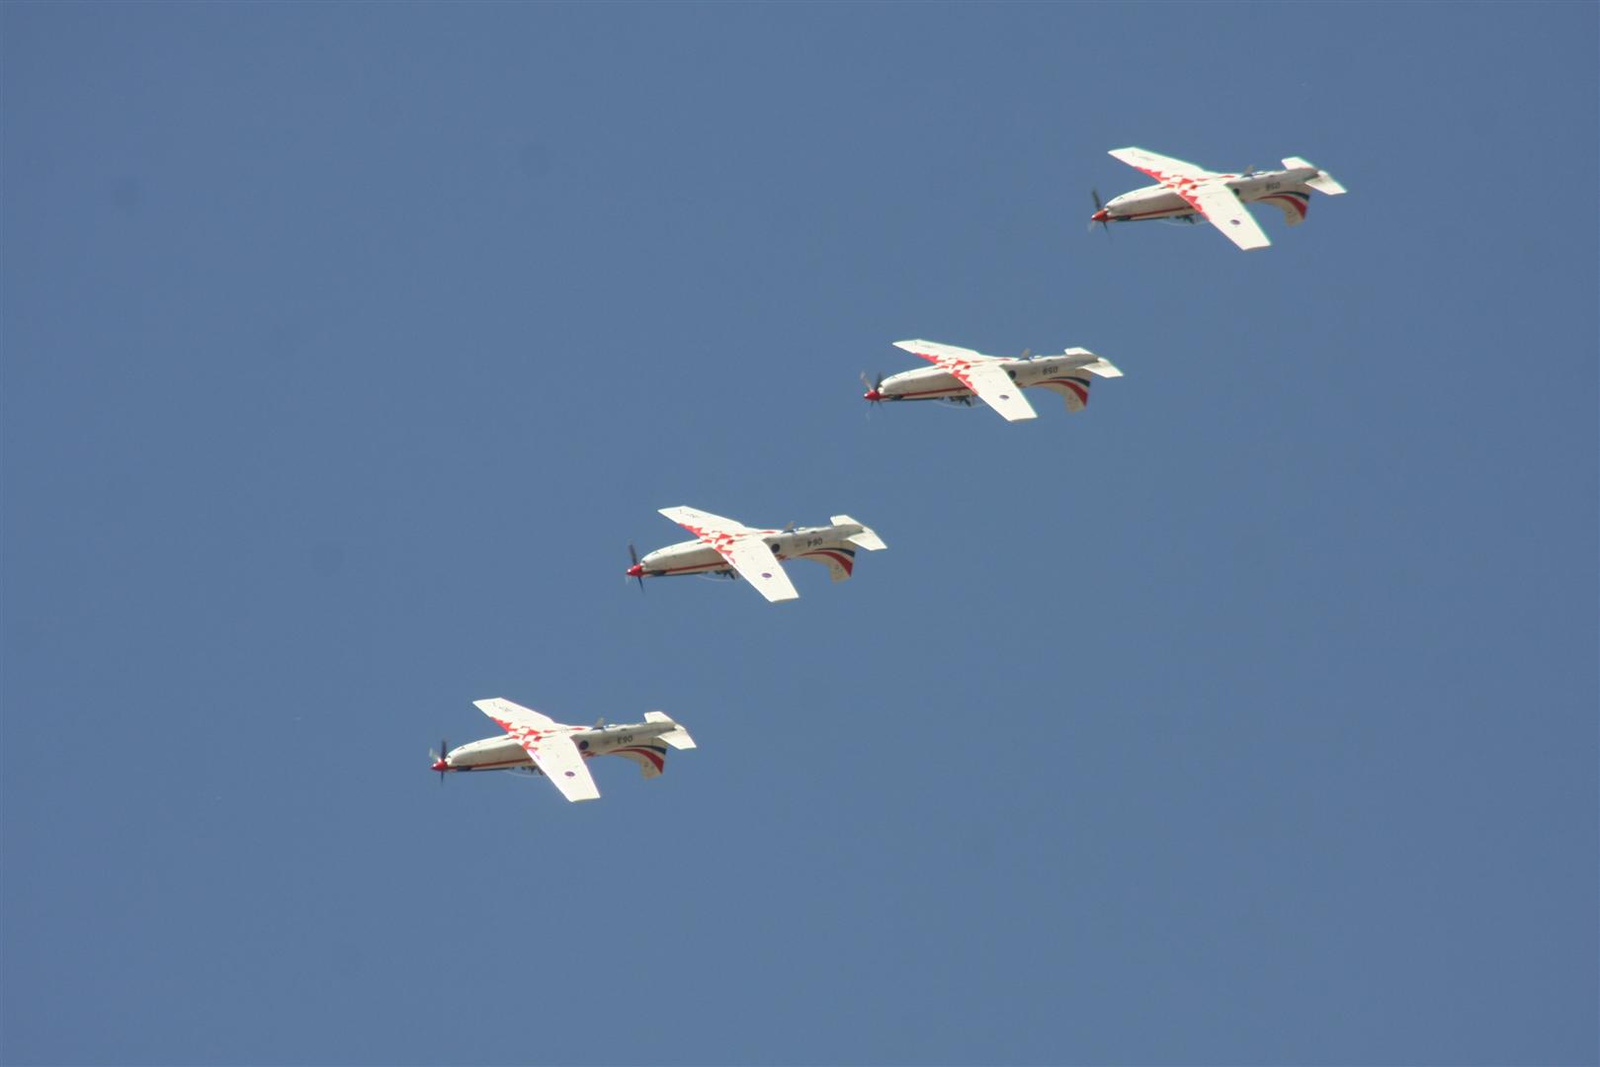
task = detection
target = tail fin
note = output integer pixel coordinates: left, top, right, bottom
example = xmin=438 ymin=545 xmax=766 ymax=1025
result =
xmin=830 ymin=515 xmax=888 ymax=551
xmin=1259 ymin=190 xmax=1311 ymax=226
xmin=1036 ymin=373 xmax=1094 ymax=413
xmin=1282 ymin=157 xmax=1346 ymax=195
xmin=644 ymin=711 xmax=696 ymax=750
xmin=795 ymin=547 xmax=856 ymax=582
xmin=1037 ymin=352 xmax=1121 ymax=414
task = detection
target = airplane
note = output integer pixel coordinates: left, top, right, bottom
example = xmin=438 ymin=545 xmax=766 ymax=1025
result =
xmin=1091 ymin=146 xmax=1346 ymax=251
xmin=429 ymin=697 xmax=697 ymax=803
xmin=863 ymin=339 xmax=1123 ymax=423
xmin=627 ymin=506 xmax=887 ymax=603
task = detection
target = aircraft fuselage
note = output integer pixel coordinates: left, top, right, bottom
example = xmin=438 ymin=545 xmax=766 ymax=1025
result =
xmin=439 ymin=720 xmax=678 ymax=773
xmin=874 ymin=352 xmax=1098 ymax=405
xmin=637 ymin=522 xmax=864 ymax=579
xmin=1100 ymin=165 xmax=1317 ymax=223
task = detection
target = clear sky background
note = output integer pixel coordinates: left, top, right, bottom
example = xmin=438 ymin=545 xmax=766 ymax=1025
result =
xmin=3 ymin=3 xmax=1595 ymax=1065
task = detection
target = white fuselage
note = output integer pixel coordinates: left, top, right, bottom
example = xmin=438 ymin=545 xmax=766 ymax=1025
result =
xmin=441 ymin=720 xmax=677 ymax=774
xmin=639 ymin=522 xmax=864 ymax=579
xmin=1101 ymin=166 xmax=1317 ymax=223
xmin=876 ymin=352 xmax=1097 ymax=405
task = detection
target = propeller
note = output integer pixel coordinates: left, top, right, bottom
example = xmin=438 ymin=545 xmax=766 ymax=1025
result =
xmin=1089 ymin=189 xmax=1111 ymax=237
xmin=861 ymin=371 xmax=886 ymax=420
xmin=625 ymin=541 xmax=645 ymax=592
xmin=430 ymin=738 xmax=450 ymax=783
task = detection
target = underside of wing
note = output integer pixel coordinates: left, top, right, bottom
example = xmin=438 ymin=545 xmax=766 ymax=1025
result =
xmin=658 ymin=506 xmax=755 ymax=538
xmin=1108 ymin=147 xmax=1217 ymax=184
xmin=718 ymin=537 xmax=800 ymax=602
xmin=1188 ymin=184 xmax=1271 ymax=251
xmin=525 ymin=733 xmax=601 ymax=802
xmin=953 ymin=359 xmax=1037 ymax=422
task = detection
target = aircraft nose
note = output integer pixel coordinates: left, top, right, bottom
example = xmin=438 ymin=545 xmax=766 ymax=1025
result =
xmin=1091 ymin=208 xmax=1109 ymax=222
xmin=863 ymin=387 xmax=882 ymax=402
xmin=626 ymin=563 xmax=644 ymax=578
xmin=431 ymin=756 xmax=449 ymax=772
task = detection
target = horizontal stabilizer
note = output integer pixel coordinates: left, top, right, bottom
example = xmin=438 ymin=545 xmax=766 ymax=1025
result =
xmin=1282 ymin=157 xmax=1346 ymax=195
xmin=831 ymin=515 xmax=887 ymax=551
xmin=644 ymin=711 xmax=697 ymax=750
xmin=1080 ymin=357 xmax=1123 ymax=378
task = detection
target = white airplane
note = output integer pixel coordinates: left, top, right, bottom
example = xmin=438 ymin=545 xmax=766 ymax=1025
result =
xmin=863 ymin=339 xmax=1123 ymax=423
xmin=1091 ymin=146 xmax=1346 ymax=251
xmin=430 ymin=698 xmax=697 ymax=803
xmin=627 ymin=506 xmax=887 ymax=603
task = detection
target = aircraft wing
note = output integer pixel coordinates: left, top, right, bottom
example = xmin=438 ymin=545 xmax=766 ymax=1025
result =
xmin=658 ymin=506 xmax=756 ymax=538
xmin=1108 ymin=147 xmax=1218 ymax=184
xmin=472 ymin=698 xmax=600 ymax=801
xmin=948 ymin=359 xmax=1037 ymax=422
xmin=892 ymin=339 xmax=1000 ymax=365
xmin=1184 ymin=183 xmax=1271 ymax=251
xmin=474 ymin=698 xmax=560 ymax=733
xmin=717 ymin=536 xmax=800 ymax=603
xmin=524 ymin=733 xmax=601 ymax=802
xmin=892 ymin=339 xmax=1036 ymax=421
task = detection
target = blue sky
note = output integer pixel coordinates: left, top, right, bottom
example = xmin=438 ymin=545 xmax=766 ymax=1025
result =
xmin=3 ymin=3 xmax=1595 ymax=1064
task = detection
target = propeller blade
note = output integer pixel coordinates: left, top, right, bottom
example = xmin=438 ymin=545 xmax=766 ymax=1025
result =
xmin=1089 ymin=189 xmax=1111 ymax=238
xmin=861 ymin=370 xmax=885 ymax=406
xmin=626 ymin=542 xmax=645 ymax=591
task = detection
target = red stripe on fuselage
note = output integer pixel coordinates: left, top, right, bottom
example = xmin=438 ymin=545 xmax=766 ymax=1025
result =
xmin=891 ymin=384 xmax=972 ymax=399
xmin=648 ymin=560 xmax=733 ymax=576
